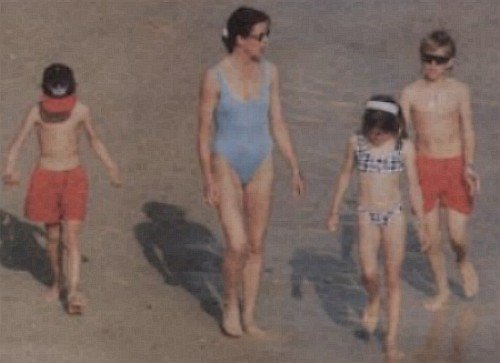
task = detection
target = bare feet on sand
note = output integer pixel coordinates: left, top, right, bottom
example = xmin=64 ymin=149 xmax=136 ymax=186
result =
xmin=221 ymin=307 xmax=243 ymax=338
xmin=459 ymin=261 xmax=479 ymax=298
xmin=361 ymin=301 xmax=380 ymax=333
xmin=242 ymin=321 xmax=271 ymax=340
xmin=423 ymin=290 xmax=450 ymax=312
xmin=42 ymin=285 xmax=60 ymax=302
xmin=67 ymin=290 xmax=86 ymax=315
xmin=385 ymin=341 xmax=404 ymax=363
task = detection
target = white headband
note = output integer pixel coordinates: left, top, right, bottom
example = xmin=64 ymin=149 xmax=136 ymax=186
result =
xmin=365 ymin=101 xmax=399 ymax=116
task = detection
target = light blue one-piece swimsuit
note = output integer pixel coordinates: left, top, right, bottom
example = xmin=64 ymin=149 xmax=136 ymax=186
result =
xmin=213 ymin=62 xmax=273 ymax=185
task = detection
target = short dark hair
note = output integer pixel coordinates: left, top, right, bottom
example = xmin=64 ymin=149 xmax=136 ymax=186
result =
xmin=361 ymin=95 xmax=407 ymax=139
xmin=420 ymin=30 xmax=456 ymax=58
xmin=222 ymin=7 xmax=270 ymax=53
xmin=42 ymin=63 xmax=76 ymax=98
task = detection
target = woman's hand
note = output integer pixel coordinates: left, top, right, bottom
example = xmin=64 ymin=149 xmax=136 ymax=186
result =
xmin=203 ymin=178 xmax=220 ymax=207
xmin=291 ymin=170 xmax=304 ymax=198
xmin=326 ymin=213 xmax=340 ymax=232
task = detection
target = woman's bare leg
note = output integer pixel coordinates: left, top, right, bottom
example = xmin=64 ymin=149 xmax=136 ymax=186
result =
xmin=213 ymin=156 xmax=247 ymax=337
xmin=381 ymin=213 xmax=406 ymax=359
xmin=241 ymin=155 xmax=273 ymax=337
xmin=358 ymin=213 xmax=382 ymax=333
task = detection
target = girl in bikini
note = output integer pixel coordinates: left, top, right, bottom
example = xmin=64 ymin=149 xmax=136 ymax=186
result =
xmin=326 ymin=95 xmax=428 ymax=358
xmin=197 ymin=7 xmax=303 ymax=337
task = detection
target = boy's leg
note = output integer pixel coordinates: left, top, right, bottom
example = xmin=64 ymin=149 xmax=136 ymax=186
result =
xmin=381 ymin=213 xmax=406 ymax=358
xmin=63 ymin=220 xmax=83 ymax=297
xmin=357 ymin=213 xmax=382 ymax=333
xmin=43 ymin=223 xmax=62 ymax=301
xmin=447 ymin=209 xmax=478 ymax=298
xmin=241 ymin=155 xmax=273 ymax=337
xmin=423 ymin=206 xmax=450 ymax=311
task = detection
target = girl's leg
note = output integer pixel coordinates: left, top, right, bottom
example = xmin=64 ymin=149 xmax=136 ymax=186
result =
xmin=381 ymin=213 xmax=406 ymax=358
xmin=43 ymin=222 xmax=62 ymax=301
xmin=358 ymin=213 xmax=382 ymax=333
xmin=241 ymin=155 xmax=273 ymax=336
xmin=213 ymin=156 xmax=247 ymax=337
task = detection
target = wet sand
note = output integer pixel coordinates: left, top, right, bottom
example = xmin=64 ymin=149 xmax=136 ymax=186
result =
xmin=1 ymin=1 xmax=499 ymax=362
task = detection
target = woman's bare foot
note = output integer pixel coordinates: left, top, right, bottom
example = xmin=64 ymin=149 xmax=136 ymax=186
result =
xmin=459 ymin=261 xmax=479 ymax=298
xmin=242 ymin=321 xmax=270 ymax=339
xmin=42 ymin=285 xmax=60 ymax=302
xmin=423 ymin=291 xmax=450 ymax=312
xmin=361 ymin=301 xmax=380 ymax=333
xmin=221 ymin=307 xmax=243 ymax=337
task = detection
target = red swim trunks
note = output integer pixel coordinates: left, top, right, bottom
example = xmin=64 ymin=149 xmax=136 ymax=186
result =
xmin=25 ymin=166 xmax=88 ymax=223
xmin=416 ymin=154 xmax=473 ymax=215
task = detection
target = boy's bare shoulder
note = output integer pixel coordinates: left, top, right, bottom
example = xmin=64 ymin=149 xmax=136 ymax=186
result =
xmin=73 ymin=101 xmax=91 ymax=118
xmin=446 ymin=77 xmax=470 ymax=93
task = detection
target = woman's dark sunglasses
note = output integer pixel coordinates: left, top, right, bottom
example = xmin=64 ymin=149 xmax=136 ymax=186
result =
xmin=247 ymin=29 xmax=270 ymax=42
xmin=421 ymin=53 xmax=450 ymax=65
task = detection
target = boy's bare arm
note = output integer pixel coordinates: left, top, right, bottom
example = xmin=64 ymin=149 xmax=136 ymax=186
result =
xmin=82 ymin=107 xmax=121 ymax=186
xmin=2 ymin=106 xmax=38 ymax=184
xmin=403 ymin=140 xmax=429 ymax=251
xmin=400 ymin=86 xmax=413 ymax=133
xmin=458 ymin=84 xmax=480 ymax=194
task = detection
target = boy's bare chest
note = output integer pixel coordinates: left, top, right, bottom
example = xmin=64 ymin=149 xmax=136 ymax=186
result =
xmin=411 ymin=88 xmax=460 ymax=115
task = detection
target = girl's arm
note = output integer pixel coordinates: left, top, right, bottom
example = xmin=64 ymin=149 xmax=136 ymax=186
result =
xmin=268 ymin=63 xmax=303 ymax=197
xmin=197 ymin=68 xmax=220 ymax=206
xmin=326 ymin=135 xmax=356 ymax=231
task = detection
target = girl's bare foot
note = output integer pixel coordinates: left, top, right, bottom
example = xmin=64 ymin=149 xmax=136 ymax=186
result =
xmin=221 ymin=307 xmax=243 ymax=337
xmin=361 ymin=301 xmax=380 ymax=333
xmin=423 ymin=291 xmax=450 ymax=312
xmin=459 ymin=261 xmax=479 ymax=298
xmin=42 ymin=285 xmax=60 ymax=302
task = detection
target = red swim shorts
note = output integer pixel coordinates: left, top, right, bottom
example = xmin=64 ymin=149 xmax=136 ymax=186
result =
xmin=25 ymin=166 xmax=88 ymax=224
xmin=416 ymin=154 xmax=473 ymax=215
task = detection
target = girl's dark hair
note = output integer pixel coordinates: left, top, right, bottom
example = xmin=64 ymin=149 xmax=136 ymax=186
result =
xmin=361 ymin=95 xmax=407 ymax=139
xmin=222 ymin=7 xmax=270 ymax=53
xmin=42 ymin=63 xmax=76 ymax=98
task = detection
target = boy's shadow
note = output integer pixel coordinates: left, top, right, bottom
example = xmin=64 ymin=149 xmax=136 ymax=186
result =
xmin=290 ymin=216 xmax=366 ymax=334
xmin=0 ymin=210 xmax=51 ymax=286
xmin=134 ymin=202 xmax=223 ymax=321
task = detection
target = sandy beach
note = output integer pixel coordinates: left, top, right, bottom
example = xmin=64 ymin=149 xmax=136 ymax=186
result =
xmin=1 ymin=1 xmax=499 ymax=362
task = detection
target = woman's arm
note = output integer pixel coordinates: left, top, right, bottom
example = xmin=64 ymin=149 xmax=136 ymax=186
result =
xmin=268 ymin=63 xmax=303 ymax=196
xmin=197 ymin=68 xmax=220 ymax=205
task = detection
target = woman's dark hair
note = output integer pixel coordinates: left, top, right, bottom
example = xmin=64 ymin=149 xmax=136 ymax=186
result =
xmin=42 ymin=63 xmax=76 ymax=98
xmin=361 ymin=95 xmax=407 ymax=139
xmin=222 ymin=7 xmax=270 ymax=53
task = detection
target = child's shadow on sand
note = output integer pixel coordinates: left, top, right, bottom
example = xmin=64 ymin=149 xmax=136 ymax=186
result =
xmin=134 ymin=201 xmax=223 ymax=322
xmin=290 ymin=216 xmax=367 ymax=336
xmin=0 ymin=210 xmax=51 ymax=286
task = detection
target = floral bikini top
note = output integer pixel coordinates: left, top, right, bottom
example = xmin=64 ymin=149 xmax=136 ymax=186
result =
xmin=355 ymin=134 xmax=404 ymax=173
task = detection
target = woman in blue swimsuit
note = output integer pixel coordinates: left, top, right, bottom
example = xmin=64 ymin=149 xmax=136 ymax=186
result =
xmin=198 ymin=7 xmax=303 ymax=337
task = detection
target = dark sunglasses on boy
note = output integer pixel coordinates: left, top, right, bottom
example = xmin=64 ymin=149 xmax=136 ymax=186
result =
xmin=421 ymin=53 xmax=450 ymax=65
xmin=247 ymin=29 xmax=270 ymax=42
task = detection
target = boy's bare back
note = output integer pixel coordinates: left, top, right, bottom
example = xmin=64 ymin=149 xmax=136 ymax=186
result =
xmin=401 ymin=77 xmax=472 ymax=158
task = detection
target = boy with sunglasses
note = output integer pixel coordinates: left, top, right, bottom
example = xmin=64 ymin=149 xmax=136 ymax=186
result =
xmin=400 ymin=30 xmax=480 ymax=311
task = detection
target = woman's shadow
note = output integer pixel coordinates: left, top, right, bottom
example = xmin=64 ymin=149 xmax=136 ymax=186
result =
xmin=0 ymin=209 xmax=51 ymax=286
xmin=134 ymin=202 xmax=223 ymax=322
xmin=290 ymin=213 xmax=367 ymax=336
